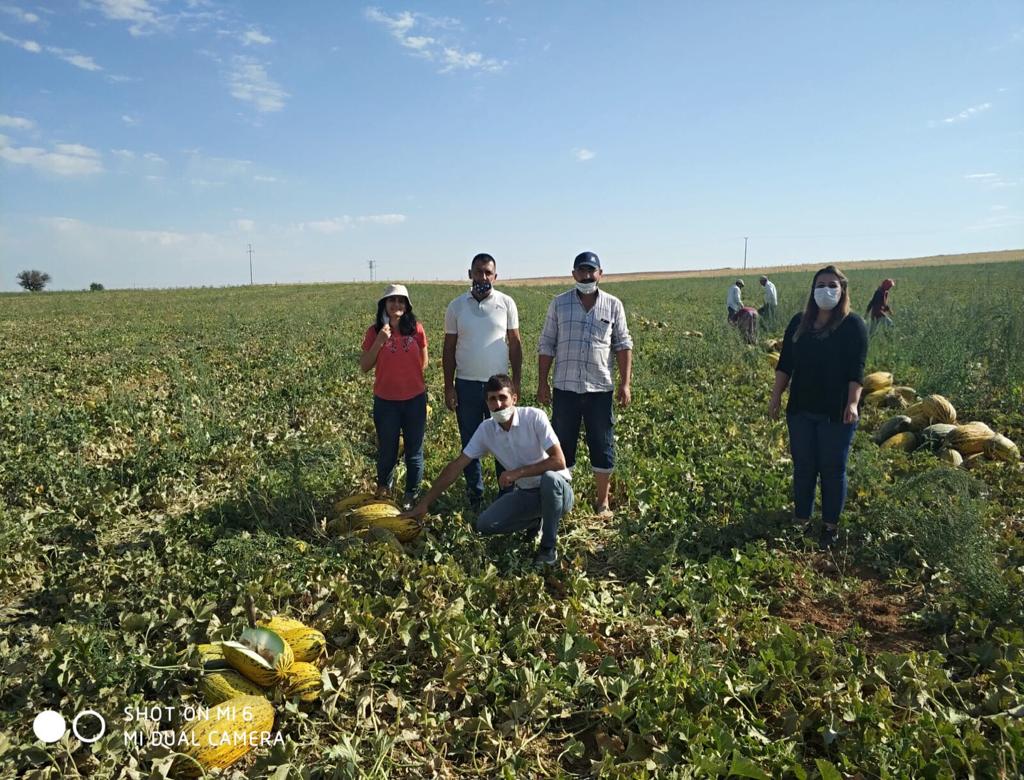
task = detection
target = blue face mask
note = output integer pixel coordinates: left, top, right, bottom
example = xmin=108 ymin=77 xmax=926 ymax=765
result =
xmin=472 ymin=281 xmax=492 ymax=296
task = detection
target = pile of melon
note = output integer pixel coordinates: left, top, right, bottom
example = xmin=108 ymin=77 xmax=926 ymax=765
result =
xmin=175 ymin=616 xmax=328 ymax=775
xmin=327 ymin=492 xmax=423 ymax=543
xmin=863 ymin=372 xmax=1019 ymax=467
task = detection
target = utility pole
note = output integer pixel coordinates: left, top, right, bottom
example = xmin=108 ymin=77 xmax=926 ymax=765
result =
xmin=247 ymin=244 xmax=254 ymax=285
xmin=743 ymin=237 xmax=748 ymax=270
xmin=368 ymin=259 xmax=376 ymax=282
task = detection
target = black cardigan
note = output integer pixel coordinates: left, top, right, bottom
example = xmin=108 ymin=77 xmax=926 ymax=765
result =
xmin=777 ymin=312 xmax=868 ymax=421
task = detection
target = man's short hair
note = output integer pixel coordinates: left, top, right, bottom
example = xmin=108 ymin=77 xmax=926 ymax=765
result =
xmin=471 ymin=253 xmax=496 ymax=269
xmin=485 ymin=374 xmax=515 ymax=395
xmin=759 ymin=275 xmax=768 ymax=283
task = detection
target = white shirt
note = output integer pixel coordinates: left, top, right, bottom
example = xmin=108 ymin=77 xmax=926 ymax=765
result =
xmin=727 ymin=284 xmax=743 ymax=311
xmin=462 ymin=407 xmax=571 ymax=489
xmin=444 ymin=290 xmax=520 ymax=382
xmin=763 ymin=280 xmax=778 ymax=306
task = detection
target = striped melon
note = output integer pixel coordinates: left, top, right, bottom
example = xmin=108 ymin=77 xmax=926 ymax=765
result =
xmin=195 ymin=643 xmax=230 ymax=671
xmin=174 ymin=695 xmax=275 ymax=777
xmin=222 ymin=627 xmax=294 ymax=687
xmin=281 ymin=661 xmax=323 ymax=703
xmin=881 ymin=431 xmax=919 ymax=452
xmin=985 ymin=434 xmax=1020 ymax=462
xmin=356 ymin=514 xmax=423 ymax=543
xmin=863 ymin=388 xmax=891 ymax=406
xmin=873 ymin=415 xmax=913 ymax=445
xmin=349 ymin=502 xmax=402 ymax=522
xmin=199 ymin=670 xmax=267 ymax=705
xmin=946 ymin=422 xmax=996 ymax=456
xmin=939 ymin=448 xmax=964 ymax=467
xmin=906 ymin=394 xmax=957 ymax=429
xmin=258 ymin=616 xmax=326 ymax=663
xmin=891 ymin=386 xmax=918 ymax=402
xmin=767 ymin=351 xmax=780 ymax=369
xmin=862 ymin=371 xmax=893 ymax=394
xmin=332 ymin=492 xmax=376 ymax=515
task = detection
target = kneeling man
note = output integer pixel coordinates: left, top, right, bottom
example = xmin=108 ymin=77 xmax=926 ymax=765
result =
xmin=402 ymin=373 xmax=573 ymax=568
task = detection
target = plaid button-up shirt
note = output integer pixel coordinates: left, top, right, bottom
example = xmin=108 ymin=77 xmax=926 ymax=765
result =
xmin=538 ymin=289 xmax=633 ymax=393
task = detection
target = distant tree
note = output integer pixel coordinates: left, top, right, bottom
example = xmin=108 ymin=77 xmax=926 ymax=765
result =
xmin=17 ymin=270 xmax=51 ymax=292
xmin=89 ymin=282 xmax=105 ymax=291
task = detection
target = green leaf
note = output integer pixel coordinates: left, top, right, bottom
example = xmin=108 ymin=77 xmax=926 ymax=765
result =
xmin=728 ymin=750 xmax=769 ymax=779
xmin=814 ymin=758 xmax=843 ymax=780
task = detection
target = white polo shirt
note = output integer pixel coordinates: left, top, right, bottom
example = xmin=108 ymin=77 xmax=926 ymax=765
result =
xmin=763 ymin=280 xmax=778 ymax=306
xmin=462 ymin=407 xmax=571 ymax=489
xmin=444 ymin=290 xmax=519 ymax=382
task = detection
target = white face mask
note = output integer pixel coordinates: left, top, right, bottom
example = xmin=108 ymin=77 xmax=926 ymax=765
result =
xmin=491 ymin=406 xmax=514 ymax=424
xmin=576 ymin=280 xmax=598 ymax=294
xmin=814 ymin=286 xmax=842 ymax=310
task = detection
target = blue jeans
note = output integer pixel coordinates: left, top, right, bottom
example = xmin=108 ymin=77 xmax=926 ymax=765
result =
xmin=455 ymin=379 xmax=505 ymax=499
xmin=373 ymin=393 xmax=426 ymax=494
xmin=786 ymin=411 xmax=857 ymax=524
xmin=474 ymin=471 xmax=574 ymax=551
xmin=552 ymin=389 xmax=615 ymax=472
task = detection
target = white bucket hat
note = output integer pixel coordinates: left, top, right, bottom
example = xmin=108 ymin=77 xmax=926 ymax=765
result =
xmin=379 ymin=283 xmax=411 ymax=305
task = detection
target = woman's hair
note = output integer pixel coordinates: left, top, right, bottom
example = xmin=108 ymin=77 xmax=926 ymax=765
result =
xmin=793 ymin=265 xmax=850 ymax=342
xmin=374 ymin=296 xmax=417 ymax=336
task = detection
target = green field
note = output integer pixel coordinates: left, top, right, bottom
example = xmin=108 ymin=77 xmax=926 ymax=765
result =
xmin=1 ymin=261 xmax=1023 ymax=778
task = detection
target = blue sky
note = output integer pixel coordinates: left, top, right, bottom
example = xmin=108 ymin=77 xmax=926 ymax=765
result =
xmin=1 ymin=1 xmax=1022 ymax=290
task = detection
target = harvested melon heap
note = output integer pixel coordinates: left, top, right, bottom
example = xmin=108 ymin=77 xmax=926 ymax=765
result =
xmin=174 ymin=615 xmax=329 ymax=775
xmin=861 ymin=372 xmax=1019 ymax=468
xmin=327 ymin=492 xmax=423 ymax=542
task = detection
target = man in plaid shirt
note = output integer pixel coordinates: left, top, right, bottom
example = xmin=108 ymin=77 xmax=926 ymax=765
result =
xmin=537 ymin=251 xmax=633 ymax=518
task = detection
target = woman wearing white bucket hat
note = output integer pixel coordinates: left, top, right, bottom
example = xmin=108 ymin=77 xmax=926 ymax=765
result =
xmin=360 ymin=284 xmax=429 ymax=507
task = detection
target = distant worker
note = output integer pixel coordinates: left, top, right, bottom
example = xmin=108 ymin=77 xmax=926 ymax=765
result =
xmin=537 ymin=251 xmax=633 ymax=520
xmin=866 ymin=278 xmax=895 ymax=333
xmin=727 ymin=279 xmax=745 ymax=321
xmin=758 ymin=275 xmax=778 ymax=327
xmin=443 ymin=253 xmax=523 ymax=511
xmin=735 ymin=306 xmax=760 ymax=344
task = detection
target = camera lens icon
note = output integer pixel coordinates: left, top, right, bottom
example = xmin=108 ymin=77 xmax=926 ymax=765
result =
xmin=32 ymin=710 xmax=106 ymax=744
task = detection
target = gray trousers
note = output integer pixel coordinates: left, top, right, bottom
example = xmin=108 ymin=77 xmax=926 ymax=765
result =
xmin=474 ymin=471 xmax=573 ymax=550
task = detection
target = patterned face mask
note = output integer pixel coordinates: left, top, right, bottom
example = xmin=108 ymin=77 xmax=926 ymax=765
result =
xmin=472 ymin=281 xmax=493 ymax=296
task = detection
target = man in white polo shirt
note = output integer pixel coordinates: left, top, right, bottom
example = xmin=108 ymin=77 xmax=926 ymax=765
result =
xmin=758 ymin=275 xmax=778 ymax=327
xmin=443 ymin=253 xmax=523 ymax=510
xmin=403 ymin=374 xmax=573 ymax=568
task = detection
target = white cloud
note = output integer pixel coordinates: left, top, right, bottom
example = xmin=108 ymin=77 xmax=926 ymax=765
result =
xmin=440 ymin=46 xmax=503 ymax=73
xmin=253 ymin=174 xmax=278 ymax=182
xmin=1 ymin=6 xmax=41 ymax=23
xmin=0 ymin=30 xmax=40 ymax=51
xmin=233 ymin=218 xmax=255 ymax=231
xmin=963 ymin=172 xmax=997 ymax=179
xmin=365 ymin=7 xmax=505 ymax=72
xmin=964 ymin=172 xmax=1019 ymax=188
xmin=932 ymin=102 xmax=992 ymax=126
xmin=226 ymin=55 xmax=288 ymax=112
xmin=357 ymin=214 xmax=406 ymax=225
xmin=300 ymin=214 xmax=407 ymax=233
xmin=242 ymin=28 xmax=271 ymax=45
xmin=0 ymin=134 xmax=103 ymax=175
xmin=122 ymin=113 xmax=139 ymax=126
xmin=111 ymin=148 xmax=135 ymax=158
xmin=0 ymin=113 xmax=34 ymax=130
xmin=143 ymin=151 xmax=165 ymax=163
xmin=47 ymin=46 xmax=102 ymax=71
xmin=574 ymin=147 xmax=595 ymax=162
xmin=91 ymin=0 xmax=164 ymax=36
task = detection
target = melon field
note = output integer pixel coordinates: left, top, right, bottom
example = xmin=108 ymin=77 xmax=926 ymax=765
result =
xmin=1 ymin=259 xmax=1023 ymax=779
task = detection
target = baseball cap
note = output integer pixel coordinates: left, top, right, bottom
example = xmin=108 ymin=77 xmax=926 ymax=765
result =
xmin=573 ymin=251 xmax=601 ymax=269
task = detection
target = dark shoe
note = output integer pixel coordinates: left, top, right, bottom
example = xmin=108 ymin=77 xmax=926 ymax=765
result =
xmin=819 ymin=524 xmax=839 ymax=550
xmin=798 ymin=518 xmax=814 ymax=536
xmin=521 ymin=520 xmax=541 ymax=543
xmin=533 ymin=547 xmax=557 ymax=569
xmin=468 ymin=494 xmax=484 ymax=513
xmin=401 ymin=491 xmax=417 ymax=511
xmin=594 ymin=504 xmax=614 ymax=521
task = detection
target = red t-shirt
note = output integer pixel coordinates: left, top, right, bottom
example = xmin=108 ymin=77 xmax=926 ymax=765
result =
xmin=362 ymin=323 xmax=427 ymax=401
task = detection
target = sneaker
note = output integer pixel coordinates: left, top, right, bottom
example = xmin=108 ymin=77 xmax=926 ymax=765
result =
xmin=468 ymin=494 xmax=484 ymax=513
xmin=533 ymin=547 xmax=557 ymax=569
xmin=401 ymin=491 xmax=417 ymax=511
xmin=819 ymin=524 xmax=839 ymax=550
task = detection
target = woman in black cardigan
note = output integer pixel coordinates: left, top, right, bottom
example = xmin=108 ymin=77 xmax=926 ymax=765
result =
xmin=768 ymin=265 xmax=868 ymax=549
